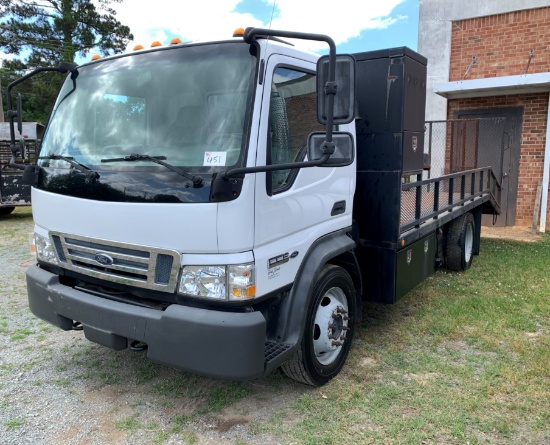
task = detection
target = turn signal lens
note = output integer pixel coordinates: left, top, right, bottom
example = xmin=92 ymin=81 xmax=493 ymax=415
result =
xmin=228 ymin=264 xmax=255 ymax=300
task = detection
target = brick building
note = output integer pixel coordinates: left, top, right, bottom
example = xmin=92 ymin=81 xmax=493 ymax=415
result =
xmin=418 ymin=0 xmax=550 ymax=230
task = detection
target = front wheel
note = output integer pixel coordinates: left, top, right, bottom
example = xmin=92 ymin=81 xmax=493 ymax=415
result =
xmin=281 ymin=264 xmax=356 ymax=386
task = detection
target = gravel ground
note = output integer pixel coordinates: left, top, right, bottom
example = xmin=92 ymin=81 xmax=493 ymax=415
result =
xmin=0 ymin=208 xmax=304 ymax=445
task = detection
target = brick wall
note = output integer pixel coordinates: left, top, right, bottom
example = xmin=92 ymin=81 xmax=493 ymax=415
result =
xmin=450 ymin=7 xmax=550 ymax=81
xmin=448 ymin=6 xmax=550 ymax=228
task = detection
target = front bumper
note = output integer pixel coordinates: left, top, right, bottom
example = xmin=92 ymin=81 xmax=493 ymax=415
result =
xmin=26 ymin=265 xmax=267 ymax=380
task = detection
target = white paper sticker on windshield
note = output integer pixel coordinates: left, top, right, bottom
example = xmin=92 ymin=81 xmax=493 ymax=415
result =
xmin=204 ymin=151 xmax=227 ymax=166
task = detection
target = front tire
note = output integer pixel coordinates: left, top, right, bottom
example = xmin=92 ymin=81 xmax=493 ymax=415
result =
xmin=281 ymin=264 xmax=356 ymax=386
xmin=445 ymin=212 xmax=475 ymax=271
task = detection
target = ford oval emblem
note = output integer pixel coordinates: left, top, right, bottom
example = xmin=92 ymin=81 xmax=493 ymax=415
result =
xmin=95 ymin=253 xmax=114 ymax=266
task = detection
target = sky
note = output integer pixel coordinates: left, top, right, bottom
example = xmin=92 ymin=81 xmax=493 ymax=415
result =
xmin=0 ymin=0 xmax=419 ymax=64
xmin=101 ymin=0 xmax=418 ymax=58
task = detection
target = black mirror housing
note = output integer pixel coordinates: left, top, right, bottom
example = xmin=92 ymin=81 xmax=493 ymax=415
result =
xmin=317 ymin=54 xmax=356 ymax=125
xmin=307 ymin=132 xmax=354 ymax=167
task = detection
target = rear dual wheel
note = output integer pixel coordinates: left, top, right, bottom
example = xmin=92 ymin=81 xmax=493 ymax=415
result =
xmin=445 ymin=212 xmax=475 ymax=271
xmin=281 ymin=264 xmax=356 ymax=386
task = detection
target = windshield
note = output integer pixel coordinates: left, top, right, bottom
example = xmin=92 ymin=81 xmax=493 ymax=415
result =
xmin=40 ymin=42 xmax=256 ymax=173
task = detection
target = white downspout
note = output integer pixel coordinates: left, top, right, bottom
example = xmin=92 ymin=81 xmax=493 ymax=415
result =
xmin=540 ymin=92 xmax=550 ymax=232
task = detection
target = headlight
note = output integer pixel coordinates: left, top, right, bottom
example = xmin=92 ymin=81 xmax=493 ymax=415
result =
xmin=34 ymin=233 xmax=58 ymax=265
xmin=179 ymin=266 xmax=226 ymax=299
xmin=178 ymin=263 xmax=255 ymax=301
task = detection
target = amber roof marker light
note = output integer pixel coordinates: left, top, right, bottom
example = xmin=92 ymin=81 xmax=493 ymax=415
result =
xmin=233 ymin=28 xmax=245 ymax=38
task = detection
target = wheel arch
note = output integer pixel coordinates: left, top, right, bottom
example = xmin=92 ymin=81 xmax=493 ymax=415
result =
xmin=275 ymin=228 xmax=361 ymax=346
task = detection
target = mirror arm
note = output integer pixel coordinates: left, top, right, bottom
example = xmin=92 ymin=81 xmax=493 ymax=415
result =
xmin=6 ymin=63 xmax=77 ymax=165
xmin=241 ymin=27 xmax=352 ymax=164
xmin=322 ymin=141 xmax=335 ymax=155
xmin=242 ymin=29 xmax=339 ymax=146
xmin=221 ymin=153 xmax=331 ymax=179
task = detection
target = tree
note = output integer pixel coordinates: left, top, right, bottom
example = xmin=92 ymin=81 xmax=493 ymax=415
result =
xmin=0 ymin=0 xmax=133 ymax=123
xmin=0 ymin=0 xmax=133 ymax=65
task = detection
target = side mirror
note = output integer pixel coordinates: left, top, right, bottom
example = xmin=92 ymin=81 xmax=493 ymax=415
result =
xmin=317 ymin=54 xmax=356 ymax=125
xmin=307 ymin=132 xmax=354 ymax=167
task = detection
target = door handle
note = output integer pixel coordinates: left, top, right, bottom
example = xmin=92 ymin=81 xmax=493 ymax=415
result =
xmin=331 ymin=200 xmax=346 ymax=216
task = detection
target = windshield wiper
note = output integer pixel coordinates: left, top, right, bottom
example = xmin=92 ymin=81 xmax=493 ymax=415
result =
xmin=100 ymin=153 xmax=204 ymax=187
xmin=39 ymin=154 xmax=100 ymax=183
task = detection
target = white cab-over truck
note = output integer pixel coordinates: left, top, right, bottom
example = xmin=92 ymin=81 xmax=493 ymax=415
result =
xmin=11 ymin=28 xmax=500 ymax=386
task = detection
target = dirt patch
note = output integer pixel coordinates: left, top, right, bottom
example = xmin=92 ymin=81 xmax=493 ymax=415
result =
xmin=480 ymin=224 xmax=544 ymax=243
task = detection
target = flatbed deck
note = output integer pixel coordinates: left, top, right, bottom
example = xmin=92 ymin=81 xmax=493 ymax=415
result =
xmin=399 ymin=166 xmax=501 ymax=245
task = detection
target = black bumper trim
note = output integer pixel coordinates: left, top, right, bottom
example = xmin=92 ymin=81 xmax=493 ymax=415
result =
xmin=26 ymin=266 xmax=267 ymax=380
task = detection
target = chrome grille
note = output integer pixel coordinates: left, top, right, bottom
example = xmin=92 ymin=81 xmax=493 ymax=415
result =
xmin=50 ymin=232 xmax=180 ymax=292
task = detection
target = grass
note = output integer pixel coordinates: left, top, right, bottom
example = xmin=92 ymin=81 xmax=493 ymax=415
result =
xmin=0 ymin=206 xmax=33 ymax=245
xmin=114 ymin=413 xmax=143 ymax=431
xmin=4 ymin=418 xmax=25 ymax=429
xmin=276 ymin=234 xmax=550 ymax=445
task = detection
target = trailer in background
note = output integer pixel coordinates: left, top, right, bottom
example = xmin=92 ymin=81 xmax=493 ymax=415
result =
xmin=0 ymin=122 xmax=43 ymax=214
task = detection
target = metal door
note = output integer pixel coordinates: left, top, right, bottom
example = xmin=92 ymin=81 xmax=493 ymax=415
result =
xmin=455 ymin=108 xmax=523 ymax=226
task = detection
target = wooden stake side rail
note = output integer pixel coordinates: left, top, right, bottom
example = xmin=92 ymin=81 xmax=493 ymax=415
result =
xmin=400 ymin=166 xmax=501 ymax=236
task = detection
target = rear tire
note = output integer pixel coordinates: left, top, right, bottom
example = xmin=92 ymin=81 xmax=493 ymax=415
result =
xmin=445 ymin=212 xmax=475 ymax=271
xmin=281 ymin=264 xmax=356 ymax=386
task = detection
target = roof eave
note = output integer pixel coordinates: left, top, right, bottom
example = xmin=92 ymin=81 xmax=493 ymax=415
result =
xmin=434 ymin=72 xmax=550 ymax=99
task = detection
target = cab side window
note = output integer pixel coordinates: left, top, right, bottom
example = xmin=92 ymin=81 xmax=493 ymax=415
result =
xmin=268 ymin=67 xmax=324 ymax=195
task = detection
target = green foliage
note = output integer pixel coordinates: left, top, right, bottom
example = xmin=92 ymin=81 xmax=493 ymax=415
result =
xmin=114 ymin=413 xmax=143 ymax=431
xmin=0 ymin=0 xmax=133 ymax=123
xmin=0 ymin=0 xmax=133 ymax=64
xmin=4 ymin=418 xmax=24 ymax=429
xmin=0 ymin=59 xmax=64 ymax=123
